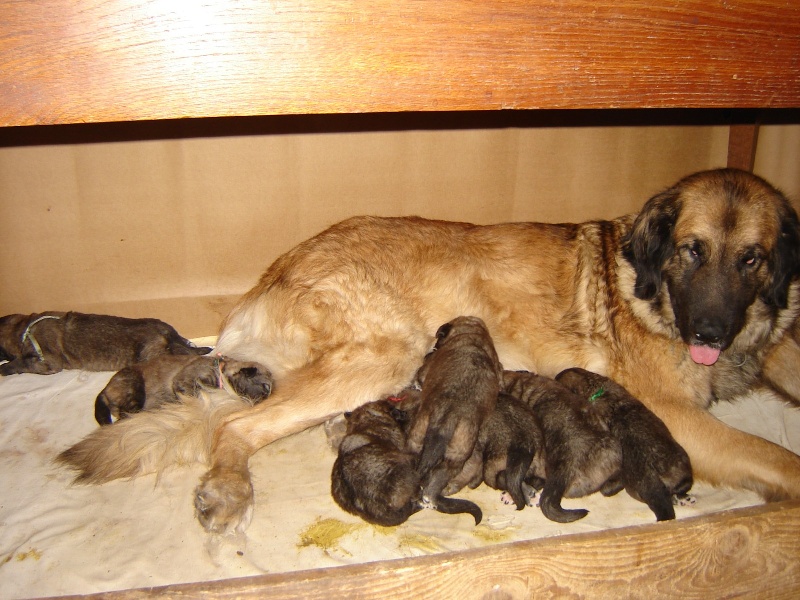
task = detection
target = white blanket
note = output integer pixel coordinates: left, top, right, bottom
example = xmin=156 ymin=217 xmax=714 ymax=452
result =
xmin=0 ymin=367 xmax=798 ymax=599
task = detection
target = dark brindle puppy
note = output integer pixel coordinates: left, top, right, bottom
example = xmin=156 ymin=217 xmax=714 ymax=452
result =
xmin=331 ymin=392 xmax=482 ymax=526
xmin=503 ymin=370 xmax=622 ymax=523
xmin=0 ymin=311 xmax=211 ymax=376
xmin=406 ymin=316 xmax=503 ymax=524
xmin=556 ymin=367 xmax=693 ymax=521
xmin=94 ymin=354 xmax=274 ymax=425
xmin=443 ymin=392 xmax=543 ymax=511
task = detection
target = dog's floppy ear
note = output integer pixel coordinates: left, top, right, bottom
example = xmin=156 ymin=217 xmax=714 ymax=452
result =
xmin=433 ymin=322 xmax=453 ymax=348
xmin=762 ymin=202 xmax=800 ymax=308
xmin=622 ymin=188 xmax=682 ymax=300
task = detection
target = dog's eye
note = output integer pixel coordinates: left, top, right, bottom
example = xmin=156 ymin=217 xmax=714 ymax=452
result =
xmin=741 ymin=254 xmax=761 ymax=269
xmin=684 ymin=243 xmax=703 ymax=262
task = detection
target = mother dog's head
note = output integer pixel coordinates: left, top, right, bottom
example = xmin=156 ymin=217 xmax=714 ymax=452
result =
xmin=623 ymin=168 xmax=800 ymax=365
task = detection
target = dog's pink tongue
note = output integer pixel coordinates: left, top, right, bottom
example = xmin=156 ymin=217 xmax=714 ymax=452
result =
xmin=689 ymin=345 xmax=721 ymax=366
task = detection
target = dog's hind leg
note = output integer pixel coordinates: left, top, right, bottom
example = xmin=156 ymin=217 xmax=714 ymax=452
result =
xmin=194 ymin=345 xmax=420 ymax=533
xmin=762 ymin=318 xmax=800 ymax=406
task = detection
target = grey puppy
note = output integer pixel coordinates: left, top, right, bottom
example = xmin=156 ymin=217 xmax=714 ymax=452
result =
xmin=406 ymin=316 xmax=503 ymax=525
xmin=331 ymin=391 xmax=482 ymax=526
xmin=502 ymin=370 xmax=622 ymax=523
xmin=443 ymin=392 xmax=544 ymax=510
xmin=0 ymin=311 xmax=211 ymax=376
xmin=555 ymin=367 xmax=693 ymax=521
xmin=94 ymin=354 xmax=274 ymax=426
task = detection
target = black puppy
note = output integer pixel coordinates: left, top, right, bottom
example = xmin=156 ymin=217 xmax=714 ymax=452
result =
xmin=0 ymin=311 xmax=210 ymax=375
xmin=503 ymin=370 xmax=622 ymax=523
xmin=331 ymin=393 xmax=482 ymax=526
xmin=555 ymin=368 xmax=693 ymax=521
xmin=94 ymin=354 xmax=274 ymax=425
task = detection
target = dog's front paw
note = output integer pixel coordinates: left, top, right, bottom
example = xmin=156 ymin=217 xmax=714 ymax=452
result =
xmin=194 ymin=468 xmax=254 ymax=534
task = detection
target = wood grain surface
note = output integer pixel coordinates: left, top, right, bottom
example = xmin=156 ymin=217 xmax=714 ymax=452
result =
xmin=50 ymin=500 xmax=800 ymax=599
xmin=2 ymin=1 xmax=799 ymax=126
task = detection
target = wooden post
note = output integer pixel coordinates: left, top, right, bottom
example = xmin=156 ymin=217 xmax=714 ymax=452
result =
xmin=727 ymin=123 xmax=760 ymax=172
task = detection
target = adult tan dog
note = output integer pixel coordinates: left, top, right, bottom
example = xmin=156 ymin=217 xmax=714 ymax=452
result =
xmin=60 ymin=168 xmax=800 ymax=534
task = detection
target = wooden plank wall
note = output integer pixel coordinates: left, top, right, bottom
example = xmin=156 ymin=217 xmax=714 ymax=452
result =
xmin=51 ymin=500 xmax=800 ymax=599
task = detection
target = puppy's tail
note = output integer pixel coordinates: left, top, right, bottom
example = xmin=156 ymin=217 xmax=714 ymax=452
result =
xmin=56 ymin=389 xmax=249 ymax=484
xmin=539 ymin=477 xmax=589 ymax=523
xmin=434 ymin=496 xmax=483 ymax=525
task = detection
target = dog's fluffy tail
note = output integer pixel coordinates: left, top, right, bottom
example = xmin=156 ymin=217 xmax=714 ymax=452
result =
xmin=56 ymin=390 xmax=250 ymax=484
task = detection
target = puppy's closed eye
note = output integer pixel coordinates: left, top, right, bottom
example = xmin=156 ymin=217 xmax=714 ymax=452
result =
xmin=237 ymin=367 xmax=259 ymax=378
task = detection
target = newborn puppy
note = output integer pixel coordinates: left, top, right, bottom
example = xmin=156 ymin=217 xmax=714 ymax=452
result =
xmin=331 ymin=393 xmax=482 ymax=526
xmin=406 ymin=316 xmax=502 ymax=525
xmin=502 ymin=370 xmax=622 ymax=523
xmin=444 ymin=392 xmax=544 ymax=511
xmin=95 ymin=354 xmax=274 ymax=425
xmin=555 ymin=367 xmax=693 ymax=521
xmin=0 ymin=311 xmax=211 ymax=376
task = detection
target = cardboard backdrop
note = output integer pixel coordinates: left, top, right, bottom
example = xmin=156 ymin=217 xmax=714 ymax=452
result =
xmin=1 ymin=124 xmax=798 ymax=337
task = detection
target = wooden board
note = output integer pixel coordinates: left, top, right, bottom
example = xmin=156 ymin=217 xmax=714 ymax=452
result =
xmin=2 ymin=0 xmax=800 ymax=126
xmin=47 ymin=500 xmax=800 ymax=599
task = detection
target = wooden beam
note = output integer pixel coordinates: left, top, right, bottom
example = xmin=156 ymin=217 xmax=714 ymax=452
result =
xmin=1 ymin=1 xmax=799 ymax=126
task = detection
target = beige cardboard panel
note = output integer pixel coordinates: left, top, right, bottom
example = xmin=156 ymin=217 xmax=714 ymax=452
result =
xmin=2 ymin=124 xmax=797 ymax=338
xmin=510 ymin=126 xmax=730 ymax=222
xmin=755 ymin=125 xmax=800 ymax=206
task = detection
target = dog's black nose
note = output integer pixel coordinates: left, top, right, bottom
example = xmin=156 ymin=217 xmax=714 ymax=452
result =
xmin=693 ymin=321 xmax=725 ymax=345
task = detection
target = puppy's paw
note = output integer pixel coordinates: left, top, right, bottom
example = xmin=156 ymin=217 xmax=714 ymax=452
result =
xmin=522 ymin=482 xmax=538 ymax=507
xmin=194 ymin=468 xmax=254 ymax=534
xmin=674 ymin=492 xmax=696 ymax=506
xmin=500 ymin=491 xmax=515 ymax=505
xmin=323 ymin=414 xmax=348 ymax=452
xmin=418 ymin=495 xmax=437 ymax=510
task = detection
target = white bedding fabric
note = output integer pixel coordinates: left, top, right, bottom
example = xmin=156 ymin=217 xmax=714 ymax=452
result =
xmin=0 ymin=364 xmax=798 ymax=599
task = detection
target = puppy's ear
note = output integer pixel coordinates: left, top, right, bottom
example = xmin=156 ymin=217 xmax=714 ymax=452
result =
xmin=622 ymin=189 xmax=682 ymax=300
xmin=434 ymin=322 xmax=452 ymax=347
xmin=762 ymin=203 xmax=800 ymax=308
xmin=237 ymin=366 xmax=259 ymax=378
xmin=390 ymin=407 xmax=410 ymax=424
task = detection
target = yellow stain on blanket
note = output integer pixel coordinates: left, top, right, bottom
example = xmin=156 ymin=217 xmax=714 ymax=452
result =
xmin=472 ymin=524 xmax=517 ymax=544
xmin=298 ymin=518 xmax=364 ymax=554
xmin=397 ymin=532 xmax=446 ymax=554
xmin=16 ymin=548 xmax=43 ymax=562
